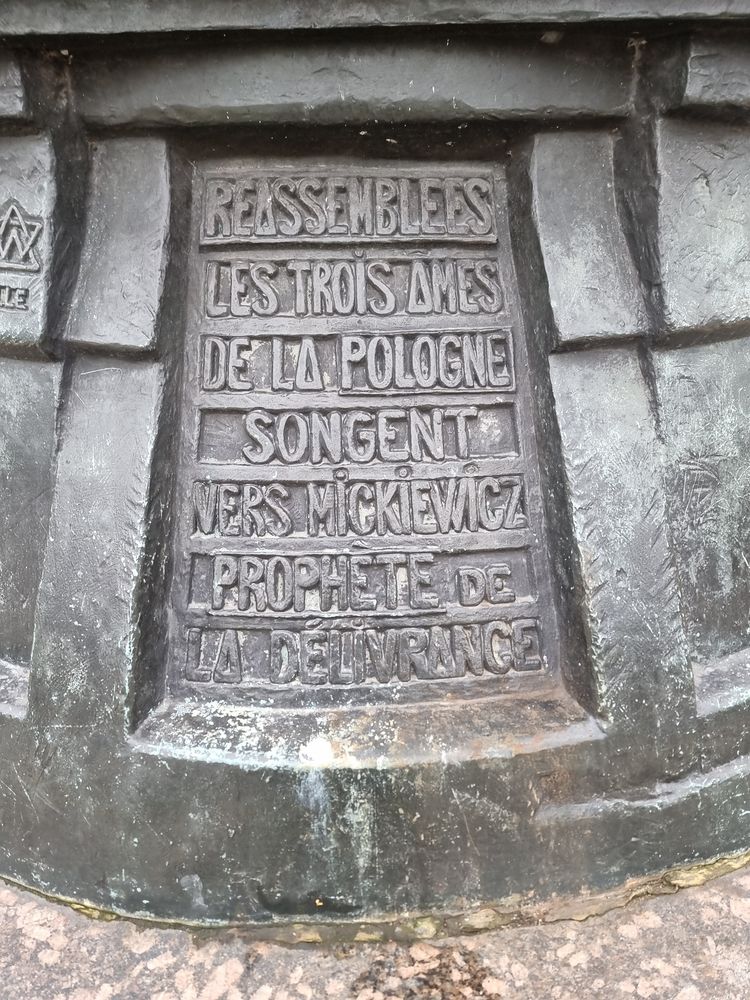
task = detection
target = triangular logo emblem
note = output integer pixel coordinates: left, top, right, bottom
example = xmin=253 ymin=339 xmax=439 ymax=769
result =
xmin=0 ymin=199 xmax=43 ymax=272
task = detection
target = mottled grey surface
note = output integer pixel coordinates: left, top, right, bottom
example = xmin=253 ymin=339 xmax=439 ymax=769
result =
xmin=72 ymin=37 xmax=635 ymax=126
xmin=654 ymin=339 xmax=750 ymax=663
xmin=682 ymin=36 xmax=750 ymax=110
xmin=549 ymin=345 xmax=693 ymax=731
xmin=530 ymin=130 xmax=648 ymax=344
xmin=3 ymin=866 xmax=750 ymax=998
xmin=0 ymin=135 xmax=55 ymax=354
xmin=66 ymin=139 xmax=171 ymax=353
xmin=0 ymin=359 xmax=61 ymax=675
xmin=1 ymin=0 xmax=750 ymax=33
xmin=0 ymin=52 xmax=25 ymax=120
xmin=657 ymin=119 xmax=750 ymax=333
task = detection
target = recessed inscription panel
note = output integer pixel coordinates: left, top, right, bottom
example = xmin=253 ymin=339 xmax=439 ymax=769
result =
xmin=167 ymin=158 xmax=562 ymax=705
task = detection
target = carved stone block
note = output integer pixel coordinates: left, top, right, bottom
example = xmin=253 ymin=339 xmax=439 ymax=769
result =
xmin=530 ymin=130 xmax=648 ymax=345
xmin=0 ymin=1 xmax=742 ymax=34
xmin=0 ymin=52 xmax=26 ymax=120
xmin=549 ymin=345 xmax=694 ymax=726
xmin=679 ymin=36 xmax=750 ymax=111
xmin=72 ymin=37 xmax=636 ymax=127
xmin=657 ymin=119 xmax=750 ymax=333
xmin=654 ymin=337 xmax=750 ymax=664
xmin=32 ymin=358 xmax=163 ymax=728
xmin=0 ymin=359 xmax=61 ymax=672
xmin=65 ymin=138 xmax=171 ymax=353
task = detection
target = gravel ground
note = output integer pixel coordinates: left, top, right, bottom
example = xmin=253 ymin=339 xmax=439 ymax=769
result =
xmin=2 ymin=865 xmax=750 ymax=999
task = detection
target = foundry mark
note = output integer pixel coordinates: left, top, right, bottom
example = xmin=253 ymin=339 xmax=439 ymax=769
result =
xmin=0 ymin=199 xmax=43 ymax=272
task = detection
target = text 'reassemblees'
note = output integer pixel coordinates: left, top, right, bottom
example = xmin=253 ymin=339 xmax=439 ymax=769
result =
xmin=201 ymin=172 xmax=497 ymax=242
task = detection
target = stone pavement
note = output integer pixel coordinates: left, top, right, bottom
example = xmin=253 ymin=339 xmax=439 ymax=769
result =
xmin=3 ymin=865 xmax=750 ymax=999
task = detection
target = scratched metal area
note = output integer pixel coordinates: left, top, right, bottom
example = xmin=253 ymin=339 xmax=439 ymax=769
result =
xmin=1 ymin=6 xmax=750 ymax=929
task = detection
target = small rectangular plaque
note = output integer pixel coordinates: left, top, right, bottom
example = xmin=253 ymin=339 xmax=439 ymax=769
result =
xmin=167 ymin=158 xmax=561 ymax=702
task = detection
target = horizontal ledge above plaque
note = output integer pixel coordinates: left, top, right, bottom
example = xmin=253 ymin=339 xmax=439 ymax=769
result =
xmin=2 ymin=1 xmax=750 ymax=34
xmin=72 ymin=37 xmax=635 ymax=126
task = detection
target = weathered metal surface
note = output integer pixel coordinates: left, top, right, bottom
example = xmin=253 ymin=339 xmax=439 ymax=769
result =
xmin=531 ymin=132 xmax=649 ymax=345
xmin=656 ymin=118 xmax=750 ymax=333
xmin=73 ymin=39 xmax=636 ymax=126
xmin=65 ymin=138 xmax=172 ymax=353
xmin=675 ymin=35 xmax=750 ymax=111
xmin=0 ymin=360 xmax=61 ymax=696
xmin=0 ymin=16 xmax=749 ymax=931
xmin=0 ymin=136 xmax=56 ymax=355
xmin=0 ymin=53 xmax=25 ymax=121
xmin=2 ymin=1 xmax=750 ymax=33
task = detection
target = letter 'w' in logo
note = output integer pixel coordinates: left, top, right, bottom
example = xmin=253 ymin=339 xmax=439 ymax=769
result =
xmin=0 ymin=199 xmax=43 ymax=272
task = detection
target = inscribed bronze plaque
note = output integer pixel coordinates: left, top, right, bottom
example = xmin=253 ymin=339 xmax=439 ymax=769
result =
xmin=168 ymin=160 xmax=561 ymax=704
